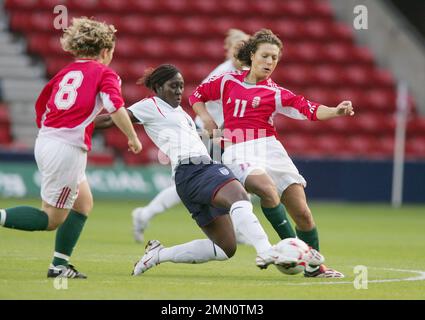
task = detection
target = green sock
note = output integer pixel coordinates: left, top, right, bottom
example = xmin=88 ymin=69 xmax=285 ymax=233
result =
xmin=52 ymin=210 xmax=87 ymax=267
xmin=1 ymin=206 xmax=48 ymax=231
xmin=261 ymin=204 xmax=296 ymax=239
xmin=296 ymin=227 xmax=319 ymax=251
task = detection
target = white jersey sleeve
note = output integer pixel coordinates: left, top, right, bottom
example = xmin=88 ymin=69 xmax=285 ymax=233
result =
xmin=128 ymin=98 xmax=160 ymax=124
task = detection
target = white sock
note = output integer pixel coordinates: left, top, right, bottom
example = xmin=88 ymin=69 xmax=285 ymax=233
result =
xmin=0 ymin=209 xmax=6 ymax=226
xmin=143 ymin=185 xmax=181 ymax=220
xmin=230 ymin=200 xmax=272 ymax=254
xmin=158 ymin=239 xmax=228 ymax=264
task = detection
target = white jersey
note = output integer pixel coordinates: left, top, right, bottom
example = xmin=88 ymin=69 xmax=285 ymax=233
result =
xmin=128 ymin=96 xmax=210 ymax=173
xmin=194 ymin=59 xmax=236 ymax=129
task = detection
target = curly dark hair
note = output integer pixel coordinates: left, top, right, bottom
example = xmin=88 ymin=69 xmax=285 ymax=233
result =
xmin=235 ymin=29 xmax=283 ymax=67
xmin=136 ymin=64 xmax=181 ymax=93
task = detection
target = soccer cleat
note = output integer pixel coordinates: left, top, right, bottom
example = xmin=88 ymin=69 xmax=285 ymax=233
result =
xmin=304 ymin=264 xmax=345 ymax=278
xmin=132 ymin=207 xmax=150 ymax=243
xmin=304 ymin=248 xmax=325 ymax=266
xmin=132 ymin=239 xmax=163 ymax=276
xmin=256 ymin=247 xmax=298 ymax=270
xmin=47 ymin=264 xmax=87 ymax=279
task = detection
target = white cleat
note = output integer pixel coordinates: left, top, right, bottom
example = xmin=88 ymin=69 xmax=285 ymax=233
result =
xmin=132 ymin=240 xmax=163 ymax=276
xmin=256 ymin=247 xmax=298 ymax=270
xmin=305 ymin=248 xmax=325 ymax=266
xmin=132 ymin=208 xmax=149 ymax=243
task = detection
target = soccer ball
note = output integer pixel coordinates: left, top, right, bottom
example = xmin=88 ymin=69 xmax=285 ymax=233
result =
xmin=274 ymin=238 xmax=311 ymax=275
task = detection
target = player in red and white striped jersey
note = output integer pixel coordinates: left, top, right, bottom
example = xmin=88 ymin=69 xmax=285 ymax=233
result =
xmin=0 ymin=17 xmax=141 ymax=278
xmin=191 ymin=29 xmax=354 ymax=278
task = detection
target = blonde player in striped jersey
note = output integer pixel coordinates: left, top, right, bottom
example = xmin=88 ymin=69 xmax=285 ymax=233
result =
xmin=129 ymin=29 xmax=250 ymax=244
xmin=0 ymin=17 xmax=141 ymax=278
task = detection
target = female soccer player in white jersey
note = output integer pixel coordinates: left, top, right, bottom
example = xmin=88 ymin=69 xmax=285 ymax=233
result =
xmin=130 ymin=29 xmax=250 ymax=244
xmin=191 ymin=29 xmax=354 ymax=278
xmin=95 ymin=64 xmax=323 ymax=275
xmin=0 ymin=17 xmax=142 ymax=278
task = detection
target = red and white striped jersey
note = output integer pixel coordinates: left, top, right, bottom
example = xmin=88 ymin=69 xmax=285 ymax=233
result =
xmin=35 ymin=59 xmax=124 ymax=151
xmin=189 ymin=70 xmax=320 ymax=143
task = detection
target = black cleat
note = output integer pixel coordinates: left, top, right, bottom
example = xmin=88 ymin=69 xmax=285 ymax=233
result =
xmin=47 ymin=264 xmax=87 ymax=279
xmin=304 ymin=264 xmax=344 ymax=278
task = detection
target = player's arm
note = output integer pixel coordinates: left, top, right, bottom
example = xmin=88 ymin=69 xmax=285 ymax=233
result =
xmin=189 ymin=75 xmax=224 ymax=136
xmin=192 ymin=102 xmax=218 ymax=136
xmin=94 ymin=109 xmax=138 ymax=130
xmin=279 ymin=88 xmax=354 ymax=121
xmin=316 ymin=101 xmax=355 ymax=120
xmin=94 ymin=114 xmax=114 ymax=129
xmin=99 ymin=70 xmax=142 ymax=153
xmin=110 ymin=107 xmax=142 ymax=153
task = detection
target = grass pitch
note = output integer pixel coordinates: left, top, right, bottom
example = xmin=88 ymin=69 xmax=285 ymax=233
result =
xmin=1 ymin=198 xmax=424 ymax=300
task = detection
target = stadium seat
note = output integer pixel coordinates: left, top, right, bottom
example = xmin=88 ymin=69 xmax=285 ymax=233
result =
xmin=5 ymin=0 xmax=419 ymax=160
xmin=0 ymin=105 xmax=11 ymax=125
xmin=406 ymin=137 xmax=425 ymax=159
xmin=345 ymin=135 xmax=378 ymax=158
xmin=88 ymin=151 xmax=115 ymax=166
xmin=0 ymin=127 xmax=12 ymax=145
xmin=371 ymin=136 xmax=395 ymax=158
xmin=407 ymin=117 xmax=425 ymax=137
xmin=0 ymin=105 xmax=12 ymax=145
xmin=311 ymin=65 xmax=341 ymax=87
xmin=314 ymin=135 xmax=346 ymax=157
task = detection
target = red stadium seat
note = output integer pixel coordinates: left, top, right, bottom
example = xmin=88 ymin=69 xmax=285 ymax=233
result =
xmin=278 ymin=133 xmax=314 ymax=157
xmin=190 ymin=0 xmax=220 ymax=15
xmin=4 ymin=0 xmax=414 ymax=162
xmin=406 ymin=137 xmax=425 ymax=159
xmin=342 ymin=66 xmax=373 ymax=87
xmin=364 ymin=89 xmax=396 ymax=113
xmin=0 ymin=127 xmax=12 ymax=144
xmin=88 ymin=151 xmax=115 ymax=166
xmin=274 ymin=20 xmax=303 ymax=40
xmin=123 ymin=144 xmax=162 ymax=165
xmin=311 ymin=65 xmax=341 ymax=87
xmin=407 ymin=117 xmax=425 ymax=137
xmin=279 ymin=64 xmax=312 ymax=87
xmin=372 ymin=69 xmax=395 ymax=88
xmin=371 ymin=136 xmax=395 ymax=158
xmin=345 ymin=135 xmax=378 ymax=158
xmin=314 ymin=134 xmax=346 ymax=157
xmin=327 ymin=22 xmax=354 ymax=42
xmin=0 ymin=105 xmax=11 ymax=125
xmin=68 ymin=0 xmax=100 ymax=11
xmin=279 ymin=1 xmax=310 ymax=18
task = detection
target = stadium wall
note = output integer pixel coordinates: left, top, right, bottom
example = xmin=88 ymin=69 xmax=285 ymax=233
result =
xmin=0 ymin=160 xmax=424 ymax=203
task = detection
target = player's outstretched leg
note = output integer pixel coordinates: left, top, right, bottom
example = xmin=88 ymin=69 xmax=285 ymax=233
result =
xmin=213 ymin=179 xmax=297 ymax=269
xmin=282 ymin=184 xmax=344 ymax=278
xmin=0 ymin=207 xmax=49 ymax=231
xmin=132 ymin=238 xmax=230 ymax=276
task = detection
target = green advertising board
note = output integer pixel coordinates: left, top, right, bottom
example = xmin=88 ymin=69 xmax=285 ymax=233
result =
xmin=0 ymin=162 xmax=173 ymax=199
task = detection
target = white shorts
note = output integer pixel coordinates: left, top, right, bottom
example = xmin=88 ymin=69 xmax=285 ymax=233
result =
xmin=34 ymin=137 xmax=87 ymax=209
xmin=221 ymin=136 xmax=306 ymax=195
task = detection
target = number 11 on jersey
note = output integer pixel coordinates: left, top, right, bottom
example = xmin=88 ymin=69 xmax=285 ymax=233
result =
xmin=233 ymin=99 xmax=247 ymax=118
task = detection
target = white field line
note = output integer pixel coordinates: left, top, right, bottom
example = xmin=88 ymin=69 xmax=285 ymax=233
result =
xmin=281 ymin=267 xmax=425 ymax=286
